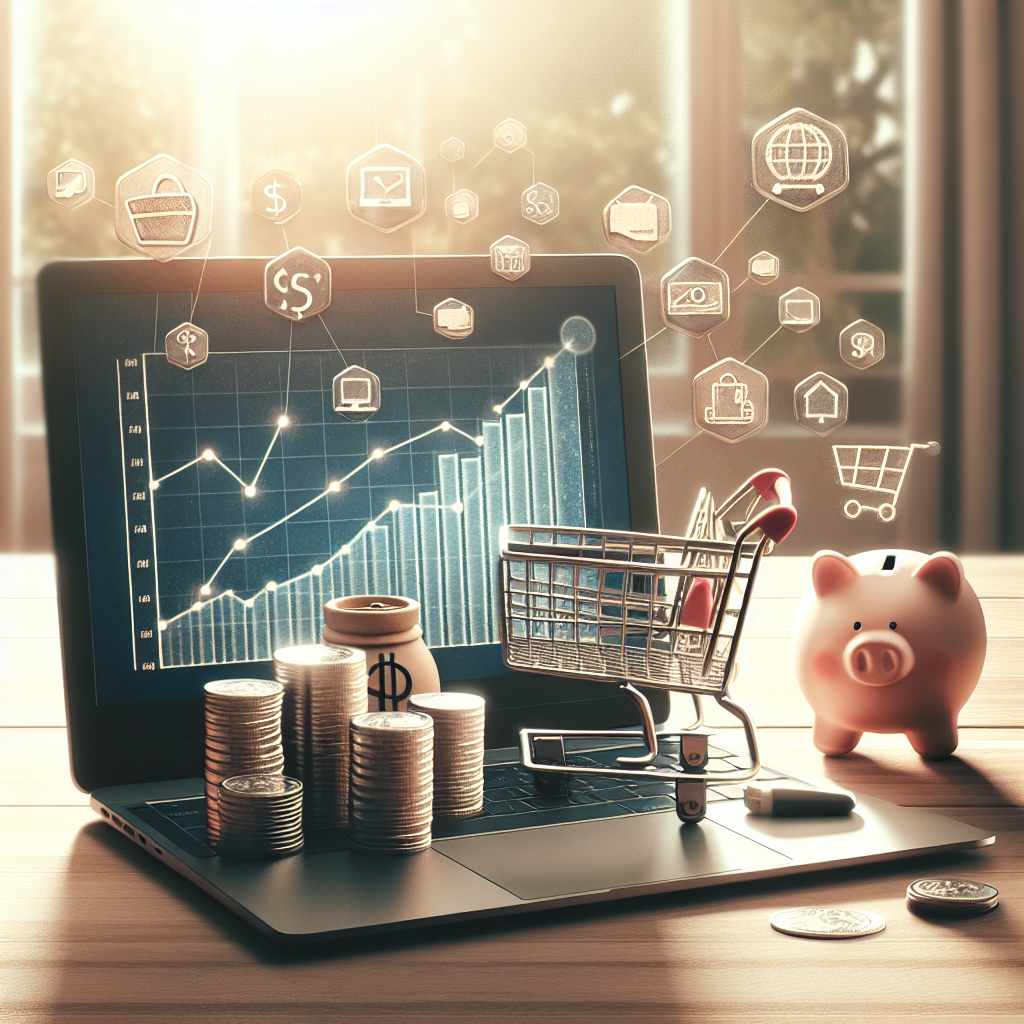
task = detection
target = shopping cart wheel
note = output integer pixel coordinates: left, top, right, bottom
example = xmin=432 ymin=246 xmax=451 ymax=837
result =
xmin=674 ymin=779 xmax=707 ymax=824
xmin=878 ymin=503 xmax=896 ymax=522
xmin=843 ymin=499 xmax=862 ymax=519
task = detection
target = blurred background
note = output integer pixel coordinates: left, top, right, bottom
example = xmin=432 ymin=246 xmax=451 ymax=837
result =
xmin=0 ymin=0 xmax=1021 ymax=553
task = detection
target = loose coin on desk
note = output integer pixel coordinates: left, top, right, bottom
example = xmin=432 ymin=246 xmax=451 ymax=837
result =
xmin=906 ymin=878 xmax=999 ymax=917
xmin=770 ymin=907 xmax=886 ymax=939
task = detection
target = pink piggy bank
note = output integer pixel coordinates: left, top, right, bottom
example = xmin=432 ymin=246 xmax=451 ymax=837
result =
xmin=791 ymin=549 xmax=986 ymax=759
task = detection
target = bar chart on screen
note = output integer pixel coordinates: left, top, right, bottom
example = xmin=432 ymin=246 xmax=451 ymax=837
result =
xmin=117 ymin=342 xmax=592 ymax=670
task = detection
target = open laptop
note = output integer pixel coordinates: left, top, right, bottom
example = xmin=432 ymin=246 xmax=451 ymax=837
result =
xmin=38 ymin=253 xmax=993 ymax=943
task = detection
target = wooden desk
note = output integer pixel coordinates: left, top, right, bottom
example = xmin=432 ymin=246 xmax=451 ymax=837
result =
xmin=2 ymin=554 xmax=1021 ymax=1022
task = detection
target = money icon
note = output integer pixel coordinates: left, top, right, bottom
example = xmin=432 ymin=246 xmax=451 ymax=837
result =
xmin=367 ymin=653 xmax=413 ymax=711
xmin=251 ymin=169 xmax=301 ymax=224
xmin=264 ymin=181 xmax=287 ymax=217
xmin=263 ymin=247 xmax=331 ymax=322
xmin=840 ymin=319 xmax=885 ymax=369
xmin=851 ymin=333 xmax=874 ymax=358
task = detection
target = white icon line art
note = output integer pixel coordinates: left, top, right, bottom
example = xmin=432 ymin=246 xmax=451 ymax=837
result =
xmin=748 ymin=250 xmax=780 ymax=284
xmin=164 ymin=322 xmax=209 ymax=371
xmin=778 ymin=286 xmax=820 ymax=332
xmin=439 ymin=137 xmax=465 ymax=162
xmin=433 ymin=298 xmax=474 ymax=340
xmin=767 ymin=121 xmax=833 ymax=196
xmin=360 ymin=166 xmax=411 ymax=207
xmin=494 ymin=118 xmax=527 ymax=153
xmin=263 ymin=247 xmax=332 ymax=322
xmin=445 ymin=188 xmax=479 ymax=224
xmin=669 ymin=281 xmax=724 ymax=316
xmin=333 ymin=365 xmax=382 ymax=421
xmin=840 ymin=318 xmax=885 ymax=369
xmin=705 ymin=373 xmax=754 ymax=425
xmin=490 ymin=235 xmax=531 ymax=281
xmin=522 ymin=182 xmax=559 ymax=225
xmin=794 ymin=371 xmax=848 ymax=435
xmin=125 ymin=173 xmax=197 ymax=248
xmin=251 ymin=169 xmax=301 ymax=225
xmin=47 ymin=158 xmax=96 ymax=210
xmin=661 ymin=257 xmax=730 ymax=337
xmin=833 ymin=442 xmax=940 ymax=522
xmin=602 ymin=186 xmax=671 ymax=254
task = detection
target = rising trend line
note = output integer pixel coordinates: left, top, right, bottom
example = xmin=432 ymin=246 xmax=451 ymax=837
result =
xmin=195 ymin=420 xmax=484 ymax=594
xmin=492 ymin=349 xmax=563 ymax=414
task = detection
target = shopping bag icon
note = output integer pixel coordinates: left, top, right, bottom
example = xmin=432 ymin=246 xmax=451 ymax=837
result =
xmin=125 ymin=174 xmax=197 ymax=247
xmin=705 ymin=373 xmax=754 ymax=425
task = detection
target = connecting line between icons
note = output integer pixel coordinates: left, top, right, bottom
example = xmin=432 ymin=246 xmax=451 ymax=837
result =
xmin=713 ymin=199 xmax=770 ymax=266
xmin=744 ymin=325 xmax=783 ymax=364
xmin=656 ymin=432 xmax=700 ymax=468
xmin=93 ymin=196 xmax=114 ymax=210
xmin=524 ymin=147 xmax=536 ymax=185
xmin=200 ymin=420 xmax=480 ymax=589
xmin=317 ymin=314 xmax=349 ymax=368
xmin=731 ymin=276 xmax=750 ymax=295
xmin=619 ymin=326 xmax=667 ymax=360
xmin=374 ymin=76 xmax=420 ymax=147
xmin=283 ymin=323 xmax=294 ymax=415
xmin=706 ymin=332 xmax=719 ymax=360
xmin=467 ymin=146 xmax=496 ymax=175
xmin=411 ymin=229 xmax=432 ymax=317
xmin=189 ymin=234 xmax=214 ymax=320
xmin=151 ymin=294 xmax=160 ymax=354
xmin=280 ymin=225 xmax=289 ymax=250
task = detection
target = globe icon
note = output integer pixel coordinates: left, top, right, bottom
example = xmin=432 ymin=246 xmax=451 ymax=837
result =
xmin=765 ymin=122 xmax=833 ymax=196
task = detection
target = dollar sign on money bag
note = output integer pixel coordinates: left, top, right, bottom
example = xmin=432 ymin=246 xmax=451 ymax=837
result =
xmin=368 ymin=653 xmax=413 ymax=711
xmin=264 ymin=181 xmax=287 ymax=217
xmin=852 ymin=333 xmax=873 ymax=359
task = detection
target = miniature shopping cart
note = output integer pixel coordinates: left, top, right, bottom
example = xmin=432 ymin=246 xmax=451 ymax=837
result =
xmin=498 ymin=469 xmax=797 ymax=824
xmin=833 ymin=442 xmax=940 ymax=522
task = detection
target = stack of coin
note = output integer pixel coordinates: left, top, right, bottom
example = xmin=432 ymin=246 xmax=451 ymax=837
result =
xmin=216 ymin=774 xmax=304 ymax=858
xmin=204 ymin=680 xmax=284 ymax=847
xmin=906 ymin=878 xmax=999 ymax=917
xmin=273 ymin=644 xmax=367 ymax=834
xmin=409 ymin=692 xmax=485 ymax=819
xmin=349 ymin=711 xmax=433 ymax=854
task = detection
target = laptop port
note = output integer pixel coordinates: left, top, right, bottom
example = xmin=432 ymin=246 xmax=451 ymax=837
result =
xmin=111 ymin=815 xmax=122 ymax=827
xmin=99 ymin=808 xmax=109 ymax=818
xmin=152 ymin=846 xmax=163 ymax=855
xmin=138 ymin=834 xmax=146 ymax=845
xmin=122 ymin=824 xmax=135 ymax=838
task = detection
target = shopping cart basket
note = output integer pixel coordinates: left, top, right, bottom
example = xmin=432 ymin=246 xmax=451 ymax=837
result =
xmin=498 ymin=469 xmax=796 ymax=824
xmin=833 ymin=441 xmax=940 ymax=522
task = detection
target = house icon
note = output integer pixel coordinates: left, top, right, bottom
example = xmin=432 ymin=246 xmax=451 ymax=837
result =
xmin=804 ymin=379 xmax=840 ymax=424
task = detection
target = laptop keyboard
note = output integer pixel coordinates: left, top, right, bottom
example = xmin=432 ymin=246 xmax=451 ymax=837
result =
xmin=136 ymin=738 xmax=795 ymax=854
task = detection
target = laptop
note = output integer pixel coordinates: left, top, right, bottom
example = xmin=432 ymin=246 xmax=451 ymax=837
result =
xmin=38 ymin=253 xmax=993 ymax=943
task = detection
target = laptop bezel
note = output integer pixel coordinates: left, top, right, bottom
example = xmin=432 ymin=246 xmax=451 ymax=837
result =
xmin=38 ymin=253 xmax=662 ymax=793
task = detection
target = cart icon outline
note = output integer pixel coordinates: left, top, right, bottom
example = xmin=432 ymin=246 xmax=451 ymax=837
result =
xmin=833 ymin=441 xmax=940 ymax=522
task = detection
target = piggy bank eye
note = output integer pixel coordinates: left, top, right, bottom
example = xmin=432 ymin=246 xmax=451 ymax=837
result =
xmin=853 ymin=621 xmax=862 ymax=631
xmin=889 ymin=621 xmax=897 ymax=630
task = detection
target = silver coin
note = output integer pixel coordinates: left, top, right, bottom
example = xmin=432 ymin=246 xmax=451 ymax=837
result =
xmin=205 ymin=679 xmax=283 ymax=698
xmin=409 ymin=692 xmax=485 ymax=713
xmin=770 ymin=907 xmax=886 ymax=938
xmin=907 ymin=878 xmax=998 ymax=905
xmin=221 ymin=774 xmax=302 ymax=797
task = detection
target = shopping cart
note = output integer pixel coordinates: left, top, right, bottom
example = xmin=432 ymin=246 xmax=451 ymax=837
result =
xmin=498 ymin=469 xmax=797 ymax=824
xmin=833 ymin=441 xmax=940 ymax=522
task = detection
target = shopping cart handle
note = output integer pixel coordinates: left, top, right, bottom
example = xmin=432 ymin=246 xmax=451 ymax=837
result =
xmin=747 ymin=503 xmax=798 ymax=545
xmin=749 ymin=469 xmax=791 ymax=504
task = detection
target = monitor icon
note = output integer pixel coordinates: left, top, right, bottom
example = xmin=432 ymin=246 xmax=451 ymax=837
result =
xmin=778 ymin=286 xmax=820 ymax=333
xmin=333 ymin=365 xmax=382 ymax=422
xmin=359 ymin=166 xmax=411 ymax=207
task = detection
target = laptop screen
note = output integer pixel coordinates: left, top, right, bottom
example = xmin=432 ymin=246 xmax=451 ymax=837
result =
xmin=65 ymin=270 xmax=633 ymax=707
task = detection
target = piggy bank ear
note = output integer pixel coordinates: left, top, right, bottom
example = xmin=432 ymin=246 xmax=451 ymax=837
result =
xmin=811 ymin=551 xmax=859 ymax=598
xmin=912 ymin=552 xmax=963 ymax=600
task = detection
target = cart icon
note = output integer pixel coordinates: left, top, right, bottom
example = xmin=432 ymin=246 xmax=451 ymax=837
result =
xmin=833 ymin=442 xmax=940 ymax=522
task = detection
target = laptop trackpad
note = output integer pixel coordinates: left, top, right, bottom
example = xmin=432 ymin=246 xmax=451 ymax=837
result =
xmin=434 ymin=812 xmax=790 ymax=900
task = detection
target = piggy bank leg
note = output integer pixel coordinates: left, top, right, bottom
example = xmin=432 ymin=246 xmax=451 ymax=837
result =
xmin=906 ymin=722 xmax=959 ymax=760
xmin=813 ymin=718 xmax=863 ymax=757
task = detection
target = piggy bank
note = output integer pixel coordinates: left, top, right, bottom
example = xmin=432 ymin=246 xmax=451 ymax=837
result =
xmin=791 ymin=549 xmax=986 ymax=759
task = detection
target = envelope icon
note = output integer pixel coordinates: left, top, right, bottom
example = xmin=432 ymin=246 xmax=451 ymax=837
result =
xmin=609 ymin=202 xmax=658 ymax=241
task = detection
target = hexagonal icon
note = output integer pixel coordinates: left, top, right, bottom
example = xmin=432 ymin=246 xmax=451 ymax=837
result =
xmin=490 ymin=235 xmax=531 ymax=281
xmin=693 ymin=357 xmax=768 ymax=444
xmin=840 ymin=319 xmax=885 ymax=369
xmin=748 ymin=250 xmax=779 ymax=284
xmin=346 ymin=143 xmax=426 ymax=234
xmin=433 ymin=298 xmax=474 ymax=340
xmin=752 ymin=107 xmax=849 ymax=212
xmin=602 ymin=186 xmax=671 ymax=254
xmin=445 ymin=188 xmax=479 ymax=225
xmin=779 ymin=286 xmax=820 ymax=332
xmin=251 ymin=168 xmax=301 ymax=224
xmin=522 ymin=182 xmax=559 ymax=225
xmin=264 ymin=247 xmax=332 ymax=322
xmin=113 ymin=153 xmax=213 ymax=261
xmin=494 ymin=118 xmax=527 ymax=153
xmin=165 ymin=322 xmax=209 ymax=370
xmin=794 ymin=371 xmax=848 ymax=435
xmin=661 ymin=257 xmax=730 ymax=338
xmin=333 ymin=365 xmax=381 ymax=422
xmin=439 ymin=137 xmax=465 ymax=162
xmin=46 ymin=158 xmax=95 ymax=210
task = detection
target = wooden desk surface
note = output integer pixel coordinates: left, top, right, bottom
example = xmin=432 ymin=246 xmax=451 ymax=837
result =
xmin=2 ymin=554 xmax=1021 ymax=1023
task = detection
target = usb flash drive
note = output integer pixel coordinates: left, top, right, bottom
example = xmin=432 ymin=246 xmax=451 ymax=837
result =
xmin=743 ymin=783 xmax=856 ymax=817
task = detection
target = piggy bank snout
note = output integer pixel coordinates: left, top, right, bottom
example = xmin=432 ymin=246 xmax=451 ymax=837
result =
xmin=842 ymin=630 xmax=915 ymax=687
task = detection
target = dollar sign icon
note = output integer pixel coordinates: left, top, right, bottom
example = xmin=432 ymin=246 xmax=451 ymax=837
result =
xmin=851 ymin=333 xmax=874 ymax=359
xmin=367 ymin=653 xmax=413 ymax=710
xmin=264 ymin=180 xmax=287 ymax=218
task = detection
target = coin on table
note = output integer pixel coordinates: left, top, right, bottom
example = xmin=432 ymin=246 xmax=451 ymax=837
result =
xmin=769 ymin=907 xmax=886 ymax=938
xmin=906 ymin=878 xmax=999 ymax=916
